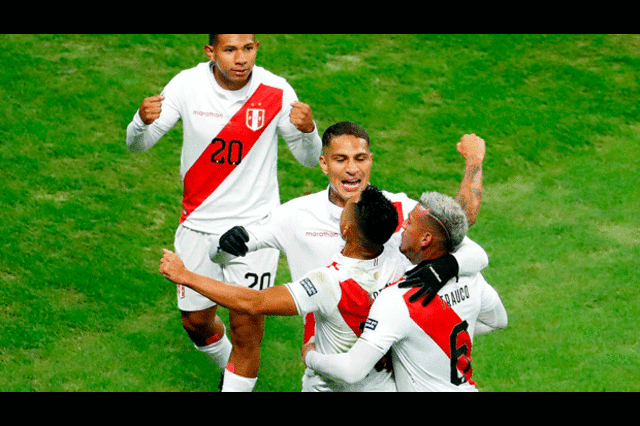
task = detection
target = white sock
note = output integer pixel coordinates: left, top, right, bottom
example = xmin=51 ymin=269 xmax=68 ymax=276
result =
xmin=221 ymin=367 xmax=257 ymax=392
xmin=195 ymin=331 xmax=232 ymax=370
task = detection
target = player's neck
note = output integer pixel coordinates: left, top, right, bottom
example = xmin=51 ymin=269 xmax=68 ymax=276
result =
xmin=328 ymin=186 xmax=347 ymax=208
xmin=418 ymin=247 xmax=448 ymax=264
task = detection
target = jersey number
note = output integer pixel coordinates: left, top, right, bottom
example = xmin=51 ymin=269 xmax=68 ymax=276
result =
xmin=245 ymin=272 xmax=272 ymax=291
xmin=210 ymin=137 xmax=244 ymax=165
xmin=450 ymin=320 xmax=472 ymax=386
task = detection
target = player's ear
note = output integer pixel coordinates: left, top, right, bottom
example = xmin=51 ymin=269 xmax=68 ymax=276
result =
xmin=319 ymin=155 xmax=329 ymax=176
xmin=341 ymin=223 xmax=353 ymax=239
xmin=204 ymin=44 xmax=216 ymax=62
xmin=420 ymin=232 xmax=433 ymax=248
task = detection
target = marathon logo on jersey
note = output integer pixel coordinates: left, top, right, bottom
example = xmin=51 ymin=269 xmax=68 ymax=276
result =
xmin=300 ymin=277 xmax=318 ymax=297
xmin=246 ymin=108 xmax=265 ymax=131
xmin=364 ymin=318 xmax=378 ymax=331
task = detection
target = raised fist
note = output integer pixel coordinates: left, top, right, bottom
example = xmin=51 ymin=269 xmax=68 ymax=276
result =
xmin=139 ymin=95 xmax=164 ymax=125
xmin=289 ymin=101 xmax=315 ymax=133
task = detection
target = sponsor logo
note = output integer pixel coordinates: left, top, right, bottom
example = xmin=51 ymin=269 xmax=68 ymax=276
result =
xmin=305 ymin=231 xmax=340 ymax=237
xmin=193 ymin=110 xmax=223 ymax=118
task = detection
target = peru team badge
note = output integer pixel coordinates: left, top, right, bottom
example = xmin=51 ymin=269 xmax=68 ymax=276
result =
xmin=246 ymin=108 xmax=265 ymax=131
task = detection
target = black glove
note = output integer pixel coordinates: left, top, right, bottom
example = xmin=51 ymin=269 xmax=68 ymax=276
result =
xmin=219 ymin=226 xmax=250 ymax=257
xmin=398 ymin=254 xmax=459 ymax=306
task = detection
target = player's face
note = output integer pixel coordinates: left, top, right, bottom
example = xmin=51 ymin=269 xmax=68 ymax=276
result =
xmin=400 ymin=205 xmax=430 ymax=264
xmin=205 ymin=34 xmax=259 ymax=91
xmin=320 ymin=134 xmax=373 ymax=208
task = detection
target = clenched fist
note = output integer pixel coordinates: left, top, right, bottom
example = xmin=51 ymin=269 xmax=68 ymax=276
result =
xmin=159 ymin=249 xmax=188 ymax=284
xmin=139 ymin=95 xmax=165 ymax=125
xmin=457 ymin=133 xmax=485 ymax=164
xmin=289 ymin=101 xmax=315 ymax=133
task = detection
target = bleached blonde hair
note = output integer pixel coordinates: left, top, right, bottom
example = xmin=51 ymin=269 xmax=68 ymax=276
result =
xmin=418 ymin=191 xmax=468 ymax=252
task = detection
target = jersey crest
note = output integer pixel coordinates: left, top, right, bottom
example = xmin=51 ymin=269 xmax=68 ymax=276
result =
xmin=246 ymin=108 xmax=265 ymax=131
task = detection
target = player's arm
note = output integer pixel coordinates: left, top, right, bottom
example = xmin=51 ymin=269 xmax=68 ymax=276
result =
xmin=302 ymin=338 xmax=385 ymax=385
xmin=214 ymin=225 xmax=277 ymax=259
xmin=453 ymin=236 xmax=489 ymax=276
xmin=303 ymin=290 xmax=399 ymax=384
xmin=455 ymin=134 xmax=485 ymax=226
xmin=475 ymin=277 xmax=508 ymax=335
xmin=126 ymin=79 xmax=181 ymax=153
xmin=213 ymin=202 xmax=294 ymax=258
xmin=277 ymin=86 xmax=322 ymax=167
xmin=126 ymin=95 xmax=166 ymax=153
xmin=159 ymin=249 xmax=298 ymax=316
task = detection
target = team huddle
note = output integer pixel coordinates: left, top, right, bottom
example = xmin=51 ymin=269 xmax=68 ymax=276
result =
xmin=128 ymin=34 xmax=508 ymax=392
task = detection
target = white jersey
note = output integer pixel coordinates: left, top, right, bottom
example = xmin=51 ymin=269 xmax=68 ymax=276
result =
xmin=360 ymin=273 xmax=507 ymax=392
xmin=126 ymin=62 xmax=322 ymax=233
xmin=285 ymin=251 xmax=402 ymax=392
xmin=245 ymin=186 xmax=489 ymax=341
xmin=246 ymin=186 xmax=417 ymax=281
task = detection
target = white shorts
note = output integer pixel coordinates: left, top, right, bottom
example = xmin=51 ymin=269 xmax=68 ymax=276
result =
xmin=174 ymin=224 xmax=279 ymax=312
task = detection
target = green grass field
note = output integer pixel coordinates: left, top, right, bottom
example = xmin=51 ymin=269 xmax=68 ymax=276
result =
xmin=1 ymin=34 xmax=639 ymax=391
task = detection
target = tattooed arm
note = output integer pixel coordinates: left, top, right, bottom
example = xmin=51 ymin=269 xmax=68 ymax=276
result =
xmin=455 ymin=134 xmax=485 ymax=227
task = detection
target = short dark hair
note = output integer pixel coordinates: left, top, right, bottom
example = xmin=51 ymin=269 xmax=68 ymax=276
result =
xmin=209 ymin=34 xmax=256 ymax=46
xmin=322 ymin=121 xmax=370 ymax=150
xmin=354 ymin=185 xmax=398 ymax=247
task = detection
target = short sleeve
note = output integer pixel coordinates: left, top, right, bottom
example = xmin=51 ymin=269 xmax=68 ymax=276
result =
xmin=285 ymin=269 xmax=341 ymax=317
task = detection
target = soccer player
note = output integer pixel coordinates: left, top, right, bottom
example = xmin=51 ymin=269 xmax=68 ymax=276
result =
xmin=126 ymin=34 xmax=322 ymax=392
xmin=160 ymin=185 xmax=406 ymax=391
xmin=214 ymin=121 xmax=489 ymax=389
xmin=302 ymin=192 xmax=508 ymax=392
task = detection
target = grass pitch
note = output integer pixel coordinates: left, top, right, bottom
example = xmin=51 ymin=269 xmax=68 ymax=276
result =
xmin=1 ymin=34 xmax=639 ymax=391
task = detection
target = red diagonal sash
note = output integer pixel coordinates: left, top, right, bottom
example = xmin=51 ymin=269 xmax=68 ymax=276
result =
xmin=338 ymin=278 xmax=373 ymax=338
xmin=180 ymin=84 xmax=283 ymax=223
xmin=404 ymin=290 xmax=476 ymax=386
